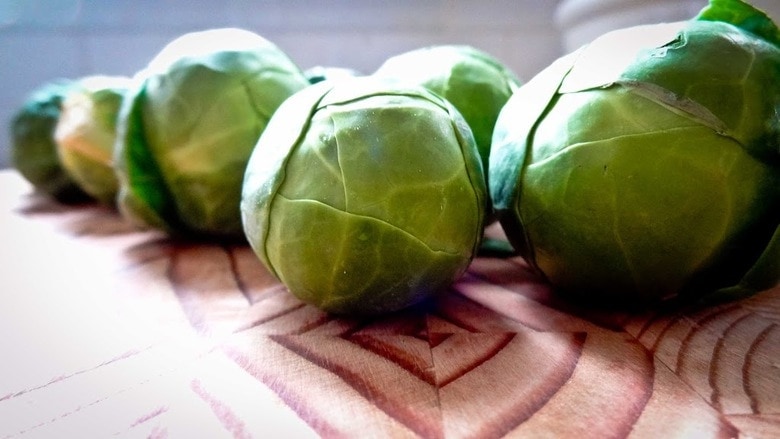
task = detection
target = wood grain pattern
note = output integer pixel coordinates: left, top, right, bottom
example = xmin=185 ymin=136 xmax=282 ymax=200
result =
xmin=0 ymin=169 xmax=778 ymax=438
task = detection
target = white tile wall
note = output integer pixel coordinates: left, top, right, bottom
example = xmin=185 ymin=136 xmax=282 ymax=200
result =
xmin=0 ymin=0 xmax=565 ymax=169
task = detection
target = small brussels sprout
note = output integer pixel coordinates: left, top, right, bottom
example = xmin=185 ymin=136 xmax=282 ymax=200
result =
xmin=55 ymin=75 xmax=130 ymax=205
xmin=241 ymin=77 xmax=487 ymax=315
xmin=489 ymin=0 xmax=780 ymax=305
xmin=115 ymin=28 xmax=310 ymax=239
xmin=303 ymin=65 xmax=361 ymax=84
xmin=374 ymin=45 xmax=521 ymax=178
xmin=10 ymin=79 xmax=91 ymax=203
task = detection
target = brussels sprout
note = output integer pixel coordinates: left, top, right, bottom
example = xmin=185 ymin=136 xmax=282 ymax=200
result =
xmin=115 ymin=28 xmax=310 ymax=239
xmin=303 ymin=65 xmax=361 ymax=84
xmin=10 ymin=79 xmax=91 ymax=203
xmin=241 ymin=77 xmax=486 ymax=315
xmin=489 ymin=0 xmax=780 ymax=305
xmin=374 ymin=45 xmax=521 ymax=179
xmin=54 ymin=75 xmax=130 ymax=206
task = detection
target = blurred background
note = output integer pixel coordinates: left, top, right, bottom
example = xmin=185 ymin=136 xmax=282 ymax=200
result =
xmin=1 ymin=0 xmax=779 ymax=169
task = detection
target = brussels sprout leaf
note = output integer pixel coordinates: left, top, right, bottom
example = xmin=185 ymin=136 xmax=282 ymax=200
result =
xmin=115 ymin=83 xmax=180 ymax=232
xmin=696 ymin=0 xmax=780 ymax=47
xmin=242 ymin=82 xmax=334 ymax=274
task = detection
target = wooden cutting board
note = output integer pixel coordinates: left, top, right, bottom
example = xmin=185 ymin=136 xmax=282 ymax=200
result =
xmin=0 ymin=169 xmax=778 ymax=438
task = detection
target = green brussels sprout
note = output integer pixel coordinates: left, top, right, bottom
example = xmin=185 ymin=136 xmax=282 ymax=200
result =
xmin=55 ymin=75 xmax=130 ymax=206
xmin=374 ymin=45 xmax=521 ymax=179
xmin=241 ymin=77 xmax=487 ymax=315
xmin=10 ymin=79 xmax=91 ymax=203
xmin=303 ymin=65 xmax=361 ymax=85
xmin=115 ymin=28 xmax=310 ymax=239
xmin=489 ymin=0 xmax=780 ymax=305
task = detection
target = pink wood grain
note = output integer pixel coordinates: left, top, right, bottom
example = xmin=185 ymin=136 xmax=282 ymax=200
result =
xmin=1 ymin=170 xmax=778 ymax=438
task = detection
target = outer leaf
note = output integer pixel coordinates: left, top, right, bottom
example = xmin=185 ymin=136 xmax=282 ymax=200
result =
xmin=558 ymin=22 xmax=687 ymax=93
xmin=241 ymin=81 xmax=334 ymax=274
xmin=618 ymin=20 xmax=780 ymax=163
xmin=489 ymin=51 xmax=579 ymax=259
xmin=114 ymin=80 xmax=179 ymax=233
xmin=696 ymin=0 xmax=780 ymax=46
